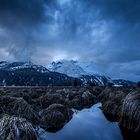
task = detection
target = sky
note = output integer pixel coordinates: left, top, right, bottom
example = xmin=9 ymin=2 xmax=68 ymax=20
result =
xmin=0 ymin=0 xmax=140 ymax=81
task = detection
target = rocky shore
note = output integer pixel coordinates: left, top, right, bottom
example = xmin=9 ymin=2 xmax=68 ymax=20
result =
xmin=0 ymin=86 xmax=139 ymax=139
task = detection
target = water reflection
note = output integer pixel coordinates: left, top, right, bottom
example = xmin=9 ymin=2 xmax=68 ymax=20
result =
xmin=39 ymin=103 xmax=123 ymax=140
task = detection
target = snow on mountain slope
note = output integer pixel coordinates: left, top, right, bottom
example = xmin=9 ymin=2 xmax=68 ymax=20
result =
xmin=0 ymin=61 xmax=49 ymax=73
xmin=113 ymin=79 xmax=136 ymax=87
xmin=48 ymin=60 xmax=112 ymax=86
xmin=0 ymin=60 xmax=135 ymax=87
xmin=0 ymin=61 xmax=81 ymax=86
xmin=48 ymin=60 xmax=87 ymax=77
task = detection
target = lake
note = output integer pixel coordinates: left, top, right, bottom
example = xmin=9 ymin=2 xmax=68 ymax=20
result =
xmin=39 ymin=103 xmax=123 ymax=140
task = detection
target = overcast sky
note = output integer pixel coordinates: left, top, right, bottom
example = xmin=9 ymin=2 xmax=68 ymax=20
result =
xmin=0 ymin=0 xmax=140 ymax=81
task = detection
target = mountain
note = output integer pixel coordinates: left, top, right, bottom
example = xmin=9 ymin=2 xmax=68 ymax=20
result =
xmin=48 ymin=60 xmax=86 ymax=77
xmin=0 ymin=61 xmax=81 ymax=86
xmin=113 ymin=79 xmax=136 ymax=87
xmin=48 ymin=60 xmax=112 ymax=86
xmin=0 ymin=61 xmax=49 ymax=73
xmin=0 ymin=61 xmax=136 ymax=87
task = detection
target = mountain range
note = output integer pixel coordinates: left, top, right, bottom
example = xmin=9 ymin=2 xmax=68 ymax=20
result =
xmin=0 ymin=60 xmax=136 ymax=87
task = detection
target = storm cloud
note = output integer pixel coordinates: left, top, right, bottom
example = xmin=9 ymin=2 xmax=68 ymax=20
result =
xmin=0 ymin=0 xmax=140 ymax=81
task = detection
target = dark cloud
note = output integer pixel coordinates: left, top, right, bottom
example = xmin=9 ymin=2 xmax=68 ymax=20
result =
xmin=0 ymin=0 xmax=58 ymax=61
xmin=0 ymin=0 xmax=57 ymax=28
xmin=82 ymin=0 xmax=140 ymax=24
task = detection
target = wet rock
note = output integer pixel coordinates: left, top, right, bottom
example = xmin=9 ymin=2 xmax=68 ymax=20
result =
xmin=119 ymin=90 xmax=140 ymax=133
xmin=39 ymin=104 xmax=73 ymax=131
xmin=0 ymin=96 xmax=39 ymax=124
xmin=0 ymin=115 xmax=38 ymax=140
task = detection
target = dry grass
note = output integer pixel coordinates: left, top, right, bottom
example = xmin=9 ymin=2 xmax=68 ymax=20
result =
xmin=0 ymin=114 xmax=38 ymax=140
xmin=120 ymin=90 xmax=140 ymax=133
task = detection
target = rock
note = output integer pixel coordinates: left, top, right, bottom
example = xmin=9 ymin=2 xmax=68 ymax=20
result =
xmin=39 ymin=104 xmax=73 ymax=131
xmin=0 ymin=96 xmax=39 ymax=125
xmin=0 ymin=115 xmax=38 ymax=140
xmin=120 ymin=90 xmax=140 ymax=133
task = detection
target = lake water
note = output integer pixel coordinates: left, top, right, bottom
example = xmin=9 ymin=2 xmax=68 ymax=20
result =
xmin=39 ymin=103 xmax=123 ymax=140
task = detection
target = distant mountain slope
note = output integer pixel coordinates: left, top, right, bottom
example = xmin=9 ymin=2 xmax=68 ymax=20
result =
xmin=48 ymin=60 xmax=112 ymax=86
xmin=0 ymin=61 xmax=81 ymax=86
xmin=0 ymin=61 xmax=49 ymax=73
xmin=0 ymin=61 xmax=136 ymax=87
xmin=113 ymin=79 xmax=136 ymax=87
xmin=80 ymin=75 xmax=112 ymax=86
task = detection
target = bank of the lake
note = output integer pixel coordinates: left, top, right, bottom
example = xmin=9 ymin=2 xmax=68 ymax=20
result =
xmin=39 ymin=103 xmax=123 ymax=140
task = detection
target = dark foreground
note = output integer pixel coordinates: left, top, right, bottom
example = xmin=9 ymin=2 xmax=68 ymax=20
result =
xmin=0 ymin=86 xmax=139 ymax=140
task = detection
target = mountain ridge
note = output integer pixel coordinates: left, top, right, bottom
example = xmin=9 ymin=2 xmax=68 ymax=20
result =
xmin=0 ymin=60 xmax=136 ymax=87
xmin=0 ymin=61 xmax=81 ymax=86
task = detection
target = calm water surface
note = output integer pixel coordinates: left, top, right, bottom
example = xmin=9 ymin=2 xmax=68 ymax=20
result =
xmin=39 ymin=103 xmax=123 ymax=140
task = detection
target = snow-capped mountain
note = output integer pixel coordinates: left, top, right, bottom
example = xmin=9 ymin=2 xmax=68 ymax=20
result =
xmin=48 ymin=60 xmax=112 ymax=86
xmin=0 ymin=61 xmax=136 ymax=87
xmin=48 ymin=60 xmax=86 ymax=77
xmin=0 ymin=61 xmax=81 ymax=86
xmin=0 ymin=61 xmax=49 ymax=73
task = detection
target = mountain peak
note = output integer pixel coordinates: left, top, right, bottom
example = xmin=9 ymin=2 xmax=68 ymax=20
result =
xmin=48 ymin=59 xmax=86 ymax=77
